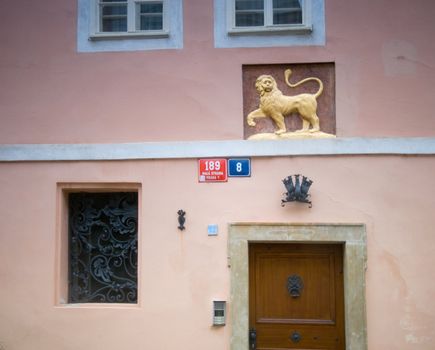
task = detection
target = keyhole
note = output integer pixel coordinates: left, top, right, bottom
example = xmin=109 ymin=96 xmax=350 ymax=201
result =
xmin=290 ymin=331 xmax=301 ymax=343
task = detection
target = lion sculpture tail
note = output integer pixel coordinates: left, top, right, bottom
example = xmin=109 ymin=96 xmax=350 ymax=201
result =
xmin=284 ymin=69 xmax=323 ymax=99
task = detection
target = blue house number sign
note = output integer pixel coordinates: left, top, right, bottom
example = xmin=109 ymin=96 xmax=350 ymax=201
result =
xmin=228 ymin=158 xmax=251 ymax=177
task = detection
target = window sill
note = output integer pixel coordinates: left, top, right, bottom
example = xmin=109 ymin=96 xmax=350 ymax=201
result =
xmin=89 ymin=30 xmax=170 ymax=41
xmin=227 ymin=25 xmax=312 ymax=36
xmin=56 ymin=302 xmax=140 ymax=309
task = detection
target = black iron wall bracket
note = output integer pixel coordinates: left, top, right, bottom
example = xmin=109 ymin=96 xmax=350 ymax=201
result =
xmin=177 ymin=209 xmax=186 ymax=230
xmin=281 ymin=174 xmax=313 ymax=208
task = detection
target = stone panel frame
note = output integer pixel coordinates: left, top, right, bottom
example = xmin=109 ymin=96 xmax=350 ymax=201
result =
xmin=228 ymin=223 xmax=367 ymax=350
xmin=243 ymin=63 xmax=336 ymax=139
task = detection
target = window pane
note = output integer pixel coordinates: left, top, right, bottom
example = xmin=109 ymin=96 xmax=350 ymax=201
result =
xmin=140 ymin=15 xmax=163 ymax=30
xmin=69 ymin=192 xmax=138 ymax=303
xmin=140 ymin=2 xmax=163 ymax=13
xmin=235 ymin=0 xmax=264 ymax=11
xmin=273 ymin=0 xmax=301 ymax=8
xmin=236 ymin=12 xmax=264 ymax=27
xmin=273 ymin=10 xmax=302 ymax=24
xmin=100 ymin=3 xmax=127 ymax=32
xmin=273 ymin=0 xmax=302 ymax=25
xmin=101 ymin=0 xmax=127 ymax=2
xmin=102 ymin=4 xmax=127 ymax=16
xmin=137 ymin=2 xmax=163 ymax=31
xmin=102 ymin=17 xmax=127 ymax=31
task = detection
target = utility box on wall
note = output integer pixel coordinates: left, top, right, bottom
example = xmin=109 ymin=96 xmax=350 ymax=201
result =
xmin=213 ymin=301 xmax=226 ymax=326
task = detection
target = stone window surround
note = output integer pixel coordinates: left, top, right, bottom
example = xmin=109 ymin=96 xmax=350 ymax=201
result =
xmin=55 ymin=182 xmax=142 ymax=307
xmin=214 ymin=0 xmax=325 ymax=48
xmin=78 ymin=0 xmax=322 ymax=52
xmin=228 ymin=223 xmax=367 ymax=350
xmin=226 ymin=0 xmax=312 ymax=35
xmin=77 ymin=0 xmax=183 ymax=52
xmin=88 ymin=0 xmax=169 ymax=40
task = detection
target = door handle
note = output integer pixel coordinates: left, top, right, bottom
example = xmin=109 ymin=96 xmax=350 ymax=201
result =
xmin=249 ymin=328 xmax=257 ymax=350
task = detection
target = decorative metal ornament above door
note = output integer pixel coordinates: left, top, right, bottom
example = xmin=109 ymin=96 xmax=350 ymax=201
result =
xmin=281 ymin=174 xmax=313 ymax=207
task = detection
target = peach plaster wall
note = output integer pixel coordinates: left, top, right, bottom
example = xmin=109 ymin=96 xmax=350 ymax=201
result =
xmin=0 ymin=0 xmax=435 ymax=144
xmin=1 ymin=0 xmax=435 ymax=349
xmin=0 ymin=156 xmax=434 ymax=350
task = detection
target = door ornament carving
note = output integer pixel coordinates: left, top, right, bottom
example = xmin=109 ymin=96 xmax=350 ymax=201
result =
xmin=287 ymin=274 xmax=304 ymax=298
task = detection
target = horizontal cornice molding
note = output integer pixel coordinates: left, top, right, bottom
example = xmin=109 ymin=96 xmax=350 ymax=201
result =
xmin=1 ymin=138 xmax=435 ymax=162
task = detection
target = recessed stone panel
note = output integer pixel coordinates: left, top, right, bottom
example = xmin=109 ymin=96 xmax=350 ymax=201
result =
xmin=243 ymin=63 xmax=336 ymax=139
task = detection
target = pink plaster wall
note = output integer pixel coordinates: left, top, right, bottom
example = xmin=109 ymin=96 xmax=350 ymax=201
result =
xmin=1 ymin=0 xmax=435 ymax=349
xmin=0 ymin=0 xmax=435 ymax=144
xmin=1 ymin=157 xmax=435 ymax=349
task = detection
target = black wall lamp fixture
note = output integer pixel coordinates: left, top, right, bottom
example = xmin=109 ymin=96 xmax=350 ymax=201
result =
xmin=282 ymin=174 xmax=313 ymax=208
xmin=177 ymin=209 xmax=186 ymax=230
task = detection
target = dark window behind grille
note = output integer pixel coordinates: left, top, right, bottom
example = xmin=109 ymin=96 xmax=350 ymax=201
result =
xmin=68 ymin=192 xmax=138 ymax=303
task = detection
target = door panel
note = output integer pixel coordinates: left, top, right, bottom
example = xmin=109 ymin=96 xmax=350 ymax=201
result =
xmin=249 ymin=243 xmax=345 ymax=350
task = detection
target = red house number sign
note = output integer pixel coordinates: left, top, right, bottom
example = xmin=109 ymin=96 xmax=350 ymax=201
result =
xmin=198 ymin=159 xmax=227 ymax=182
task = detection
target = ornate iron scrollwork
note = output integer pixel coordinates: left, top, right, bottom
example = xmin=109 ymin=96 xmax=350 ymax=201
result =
xmin=287 ymin=274 xmax=304 ymax=298
xmin=69 ymin=192 xmax=138 ymax=303
xmin=281 ymin=174 xmax=313 ymax=207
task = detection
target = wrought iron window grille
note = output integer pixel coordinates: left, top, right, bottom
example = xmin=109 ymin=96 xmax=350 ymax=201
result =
xmin=68 ymin=192 xmax=138 ymax=303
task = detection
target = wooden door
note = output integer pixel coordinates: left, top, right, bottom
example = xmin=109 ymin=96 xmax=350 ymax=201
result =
xmin=249 ymin=243 xmax=345 ymax=350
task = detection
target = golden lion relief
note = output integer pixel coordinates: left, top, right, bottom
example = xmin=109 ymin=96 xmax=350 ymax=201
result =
xmin=247 ymin=69 xmax=324 ymax=135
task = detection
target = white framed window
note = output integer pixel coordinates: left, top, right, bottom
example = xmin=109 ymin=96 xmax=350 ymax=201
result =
xmin=89 ymin=0 xmax=169 ymax=40
xmin=227 ymin=0 xmax=312 ymax=35
xmin=77 ymin=0 xmax=183 ymax=52
xmin=214 ymin=0 xmax=323 ymax=48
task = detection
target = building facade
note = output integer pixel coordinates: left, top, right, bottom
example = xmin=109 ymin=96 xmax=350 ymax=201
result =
xmin=1 ymin=0 xmax=435 ymax=349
